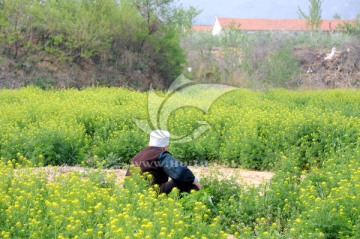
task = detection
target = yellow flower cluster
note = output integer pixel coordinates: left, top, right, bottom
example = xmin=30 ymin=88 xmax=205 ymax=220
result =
xmin=1 ymin=87 xmax=360 ymax=238
xmin=0 ymin=162 xmax=226 ymax=238
xmin=285 ymin=153 xmax=360 ymax=238
xmin=1 ymin=87 xmax=360 ymax=169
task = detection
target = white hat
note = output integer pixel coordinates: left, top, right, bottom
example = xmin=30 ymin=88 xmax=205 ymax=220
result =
xmin=149 ymin=130 xmax=170 ymax=147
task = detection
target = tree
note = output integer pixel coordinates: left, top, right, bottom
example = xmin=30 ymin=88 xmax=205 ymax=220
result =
xmin=298 ymin=0 xmax=323 ymax=31
xmin=333 ymin=13 xmax=341 ymax=19
xmin=131 ymin=0 xmax=176 ymax=43
xmin=129 ymin=0 xmax=188 ymax=84
xmin=337 ymin=13 xmax=360 ymax=35
xmin=173 ymin=6 xmax=202 ymax=32
xmin=0 ymin=0 xmax=36 ymax=59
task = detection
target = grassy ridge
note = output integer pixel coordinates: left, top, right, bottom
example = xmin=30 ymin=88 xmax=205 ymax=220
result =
xmin=0 ymin=87 xmax=359 ymax=170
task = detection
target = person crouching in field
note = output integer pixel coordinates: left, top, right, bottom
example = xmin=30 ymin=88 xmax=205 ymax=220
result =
xmin=125 ymin=130 xmax=201 ymax=194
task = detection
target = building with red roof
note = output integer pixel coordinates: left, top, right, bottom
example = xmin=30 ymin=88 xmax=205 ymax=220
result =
xmin=191 ymin=25 xmax=213 ymax=32
xmin=211 ymin=17 xmax=355 ymax=35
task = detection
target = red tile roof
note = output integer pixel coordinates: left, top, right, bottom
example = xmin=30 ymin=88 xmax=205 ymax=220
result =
xmin=216 ymin=17 xmax=355 ymax=31
xmin=191 ymin=25 xmax=213 ymax=32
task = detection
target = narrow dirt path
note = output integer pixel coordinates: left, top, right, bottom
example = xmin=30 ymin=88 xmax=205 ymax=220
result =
xmin=188 ymin=166 xmax=274 ymax=186
xmin=43 ymin=166 xmax=274 ymax=186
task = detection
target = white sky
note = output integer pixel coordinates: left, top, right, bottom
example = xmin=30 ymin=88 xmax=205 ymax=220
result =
xmin=178 ymin=0 xmax=360 ymax=25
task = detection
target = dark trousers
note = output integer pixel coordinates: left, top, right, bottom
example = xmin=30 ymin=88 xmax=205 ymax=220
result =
xmin=160 ymin=180 xmax=200 ymax=194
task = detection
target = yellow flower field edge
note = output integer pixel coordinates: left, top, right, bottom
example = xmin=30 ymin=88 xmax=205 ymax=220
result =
xmin=0 ymin=87 xmax=359 ymax=171
xmin=0 ymin=164 xmax=226 ymax=238
xmin=1 ymin=150 xmax=360 ymax=238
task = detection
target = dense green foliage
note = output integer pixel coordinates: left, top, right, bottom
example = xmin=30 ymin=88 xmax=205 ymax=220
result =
xmin=0 ymin=0 xmax=189 ymax=87
xmin=0 ymin=87 xmax=359 ymax=171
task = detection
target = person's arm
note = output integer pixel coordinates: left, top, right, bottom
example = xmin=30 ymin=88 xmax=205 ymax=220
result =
xmin=158 ymin=152 xmax=199 ymax=185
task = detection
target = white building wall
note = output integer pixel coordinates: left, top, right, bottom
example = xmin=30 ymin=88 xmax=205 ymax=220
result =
xmin=212 ymin=18 xmax=222 ymax=36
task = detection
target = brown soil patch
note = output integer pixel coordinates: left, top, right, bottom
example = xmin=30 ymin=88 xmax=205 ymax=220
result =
xmin=188 ymin=166 xmax=273 ymax=186
xmin=293 ymin=45 xmax=360 ymax=88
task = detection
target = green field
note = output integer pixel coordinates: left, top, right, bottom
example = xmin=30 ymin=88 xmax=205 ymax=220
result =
xmin=1 ymin=87 xmax=360 ymax=238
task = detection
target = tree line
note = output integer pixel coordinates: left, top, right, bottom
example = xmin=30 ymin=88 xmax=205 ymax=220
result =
xmin=0 ymin=0 xmax=199 ymax=88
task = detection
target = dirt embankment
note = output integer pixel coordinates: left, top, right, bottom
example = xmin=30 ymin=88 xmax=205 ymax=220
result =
xmin=2 ymin=45 xmax=359 ymax=89
xmin=293 ymin=45 xmax=360 ymax=88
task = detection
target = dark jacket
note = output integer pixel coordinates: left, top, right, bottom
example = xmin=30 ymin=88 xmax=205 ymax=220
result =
xmin=126 ymin=146 xmax=195 ymax=185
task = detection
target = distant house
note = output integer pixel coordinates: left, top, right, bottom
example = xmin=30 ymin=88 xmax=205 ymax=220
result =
xmin=211 ymin=17 xmax=354 ymax=35
xmin=191 ymin=25 xmax=213 ymax=32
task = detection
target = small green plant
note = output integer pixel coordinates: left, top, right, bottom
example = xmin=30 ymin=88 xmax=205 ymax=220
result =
xmin=260 ymin=47 xmax=301 ymax=88
xmin=298 ymin=0 xmax=323 ymax=31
